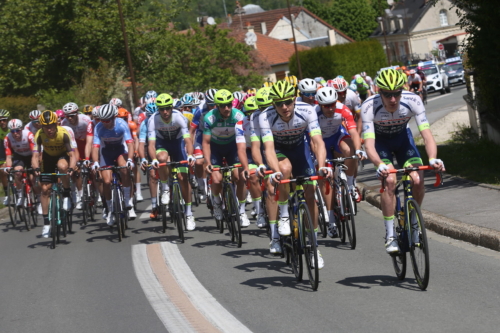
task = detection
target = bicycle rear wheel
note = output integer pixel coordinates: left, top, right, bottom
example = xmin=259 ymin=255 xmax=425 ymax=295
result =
xmin=288 ymin=210 xmax=303 ymax=282
xmin=28 ymin=190 xmax=38 ymax=227
xmin=407 ymin=199 xmax=430 ymax=290
xmin=50 ymin=196 xmax=57 ymax=249
xmin=81 ymin=174 xmax=89 ymax=225
xmin=341 ymin=179 xmax=356 ymax=249
xmin=300 ymin=202 xmax=319 ymax=291
xmin=226 ymin=185 xmax=242 ymax=248
xmin=7 ymin=184 xmax=18 ymax=227
xmin=172 ymin=185 xmax=184 ymax=243
xmin=315 ymin=186 xmax=327 ymax=238
xmin=161 ymin=203 xmax=167 ymax=233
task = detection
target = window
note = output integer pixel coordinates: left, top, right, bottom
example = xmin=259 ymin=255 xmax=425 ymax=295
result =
xmin=439 ymin=10 xmax=448 ymax=26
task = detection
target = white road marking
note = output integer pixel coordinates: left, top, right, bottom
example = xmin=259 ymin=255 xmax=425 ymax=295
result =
xmin=132 ymin=244 xmax=196 ymax=333
xmin=427 ymin=95 xmax=447 ymax=102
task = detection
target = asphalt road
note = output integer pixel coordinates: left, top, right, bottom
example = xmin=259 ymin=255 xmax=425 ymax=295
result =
xmin=2 ymin=86 xmax=498 ymax=333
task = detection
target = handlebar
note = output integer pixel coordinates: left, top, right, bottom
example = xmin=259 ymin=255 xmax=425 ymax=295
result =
xmin=211 ymin=163 xmax=242 ymax=172
xmin=379 ymin=165 xmax=443 ymax=193
xmin=326 ymin=155 xmax=359 ymax=164
xmin=273 ymin=175 xmax=325 ymax=201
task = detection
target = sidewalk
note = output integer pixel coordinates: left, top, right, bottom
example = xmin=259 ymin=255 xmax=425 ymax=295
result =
xmin=357 ymin=108 xmax=500 ymax=251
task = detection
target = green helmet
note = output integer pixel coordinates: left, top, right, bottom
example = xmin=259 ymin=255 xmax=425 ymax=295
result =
xmin=243 ymin=96 xmax=258 ymax=113
xmin=269 ymin=80 xmax=295 ymax=100
xmin=355 ymin=76 xmax=364 ymax=84
xmin=214 ymin=89 xmax=234 ymax=104
xmin=156 ymin=93 xmax=173 ymax=107
xmin=255 ymin=87 xmax=273 ymax=107
xmin=376 ymin=69 xmax=406 ymax=90
xmin=0 ymin=109 xmax=10 ymax=119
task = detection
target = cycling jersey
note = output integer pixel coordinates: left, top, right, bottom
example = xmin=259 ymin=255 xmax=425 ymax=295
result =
xmin=343 ymin=89 xmax=362 ymax=114
xmin=259 ymin=101 xmax=321 ymax=148
xmin=352 ymin=79 xmax=370 ymax=94
xmin=128 ymin=120 xmax=138 ymax=139
xmin=407 ymin=74 xmax=422 ymax=85
xmin=61 ymin=114 xmax=93 ymax=142
xmin=203 ymin=108 xmax=245 ymax=144
xmin=235 ymin=117 xmax=252 ymax=148
xmin=315 ymin=102 xmax=356 ymax=139
xmin=24 ymin=121 xmax=40 ymax=135
xmin=4 ymin=129 xmax=34 ymax=157
xmin=0 ymin=127 xmax=8 ymax=161
xmin=147 ymin=111 xmax=190 ymax=142
xmin=34 ymin=126 xmax=73 ymax=156
xmin=361 ymin=91 xmax=430 ymax=139
xmin=93 ymin=118 xmax=133 ymax=151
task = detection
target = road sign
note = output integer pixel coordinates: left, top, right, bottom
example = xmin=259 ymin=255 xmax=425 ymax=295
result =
xmin=438 ymin=43 xmax=444 ymax=51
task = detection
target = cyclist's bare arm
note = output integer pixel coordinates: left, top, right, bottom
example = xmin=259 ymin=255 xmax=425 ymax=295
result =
xmin=85 ymin=134 xmax=93 ymax=160
xmin=202 ymin=134 xmax=212 ymax=169
xmin=262 ymin=140 xmax=280 ymax=174
xmin=310 ymin=134 xmax=327 ymax=169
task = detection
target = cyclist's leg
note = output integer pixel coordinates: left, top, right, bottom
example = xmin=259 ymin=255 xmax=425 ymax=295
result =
xmin=194 ymin=140 xmax=206 ymax=196
xmin=116 ymin=154 xmax=135 ymax=216
xmin=0 ymin=160 xmax=7 ymax=204
xmin=56 ymin=155 xmax=72 ymax=210
xmin=39 ymin=154 xmax=58 ymax=236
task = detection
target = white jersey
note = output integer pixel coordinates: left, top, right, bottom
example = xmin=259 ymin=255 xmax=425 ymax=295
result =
xmin=295 ymin=96 xmax=316 ymax=106
xmin=235 ymin=116 xmax=252 ymax=148
xmin=62 ymin=126 xmax=78 ymax=149
xmin=361 ymin=91 xmax=430 ymax=139
xmin=259 ymin=101 xmax=321 ymax=148
xmin=61 ymin=114 xmax=92 ymax=142
xmin=344 ymin=89 xmax=361 ymax=114
xmin=407 ymin=74 xmax=422 ymax=85
xmin=147 ymin=111 xmax=190 ymax=141
xmin=5 ymin=129 xmax=34 ymax=157
xmin=133 ymin=107 xmax=143 ymax=122
xmin=315 ymin=102 xmax=357 ymax=139
xmin=24 ymin=121 xmax=40 ymax=135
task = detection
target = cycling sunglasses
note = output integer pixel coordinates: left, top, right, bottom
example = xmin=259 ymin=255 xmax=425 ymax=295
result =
xmin=321 ymin=103 xmax=336 ymax=108
xmin=10 ymin=129 xmax=22 ymax=133
xmin=217 ymin=102 xmax=232 ymax=109
xmin=274 ymin=98 xmax=294 ymax=108
xmin=66 ymin=113 xmax=78 ymax=118
xmin=380 ymin=90 xmax=403 ymax=99
xmin=159 ymin=106 xmax=173 ymax=111
xmin=301 ymin=92 xmax=316 ymax=98
xmin=101 ymin=117 xmax=115 ymax=124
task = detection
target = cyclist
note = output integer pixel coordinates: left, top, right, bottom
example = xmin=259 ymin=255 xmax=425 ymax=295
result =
xmin=61 ymin=102 xmax=94 ymax=210
xmin=361 ymin=69 xmax=445 ymax=253
xmin=360 ymin=71 xmax=375 ymax=94
xmin=407 ymin=69 xmax=424 ymax=100
xmin=202 ymin=89 xmax=247 ymax=224
xmin=315 ymin=87 xmax=365 ymax=237
xmin=354 ymin=76 xmax=372 ymax=102
xmin=32 ymin=111 xmax=76 ymax=238
xmin=25 ymin=110 xmax=42 ymax=135
xmin=236 ymin=96 xmax=265 ymax=228
xmin=4 ymin=119 xmax=36 ymax=207
xmin=148 ymin=93 xmax=196 ymax=230
xmin=0 ymin=109 xmax=11 ymax=205
xmin=296 ymin=78 xmax=318 ymax=106
xmin=259 ymin=80 xmax=330 ymax=268
xmin=91 ymin=104 xmax=136 ymax=226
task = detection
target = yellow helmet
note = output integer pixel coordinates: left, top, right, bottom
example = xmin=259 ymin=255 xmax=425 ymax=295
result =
xmin=247 ymin=88 xmax=257 ymax=95
xmin=285 ymin=75 xmax=298 ymax=87
xmin=39 ymin=110 xmax=58 ymax=126
xmin=262 ymin=81 xmax=274 ymax=88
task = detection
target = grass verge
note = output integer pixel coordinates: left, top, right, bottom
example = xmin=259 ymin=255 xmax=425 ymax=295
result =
xmin=417 ymin=126 xmax=500 ymax=185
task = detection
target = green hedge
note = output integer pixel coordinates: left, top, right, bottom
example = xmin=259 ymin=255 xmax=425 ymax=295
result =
xmin=289 ymin=40 xmax=388 ymax=80
xmin=0 ymin=96 xmax=39 ymax=124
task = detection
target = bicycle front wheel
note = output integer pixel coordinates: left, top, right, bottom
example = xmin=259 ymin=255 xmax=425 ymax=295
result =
xmin=287 ymin=210 xmax=303 ymax=282
xmin=407 ymin=199 xmax=430 ymax=290
xmin=172 ymin=185 xmax=184 ymax=243
xmin=315 ymin=186 xmax=327 ymax=238
xmin=341 ymin=179 xmax=356 ymax=249
xmin=7 ymin=184 xmax=18 ymax=227
xmin=50 ymin=194 xmax=57 ymax=249
xmin=226 ymin=185 xmax=242 ymax=248
xmin=299 ymin=203 xmax=319 ymax=291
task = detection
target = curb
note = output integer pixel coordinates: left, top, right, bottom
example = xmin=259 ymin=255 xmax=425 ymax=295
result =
xmin=358 ymin=182 xmax=500 ymax=252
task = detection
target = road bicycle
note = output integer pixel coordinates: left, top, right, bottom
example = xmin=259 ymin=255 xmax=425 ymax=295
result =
xmin=98 ymin=165 xmax=130 ymax=242
xmin=4 ymin=168 xmax=39 ymax=231
xmin=326 ymin=155 xmax=358 ymax=249
xmin=274 ymin=175 xmax=324 ymax=291
xmin=250 ymin=169 xmax=274 ymax=239
xmin=380 ymin=165 xmax=442 ymax=290
xmin=80 ymin=164 xmax=97 ymax=225
xmin=212 ymin=164 xmax=242 ymax=248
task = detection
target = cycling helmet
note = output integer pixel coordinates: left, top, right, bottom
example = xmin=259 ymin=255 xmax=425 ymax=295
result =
xmin=246 ymin=88 xmax=257 ymax=95
xmin=269 ymin=80 xmax=295 ymax=100
xmin=0 ymin=109 xmax=10 ymax=119
xmin=409 ymin=69 xmax=416 ymax=75
xmin=376 ymin=69 xmax=406 ymax=90
xmin=232 ymin=98 xmax=242 ymax=110
xmin=214 ymin=89 xmax=234 ymax=104
xmin=145 ymin=102 xmax=158 ymax=115
xmin=233 ymin=91 xmax=244 ymax=102
xmin=98 ymin=104 xmax=117 ymax=120
xmin=349 ymin=83 xmax=357 ymax=91
xmin=180 ymin=94 xmax=193 ymax=106
xmin=243 ymin=96 xmax=258 ymax=113
xmin=336 ymin=75 xmax=344 ymax=79
xmin=401 ymin=66 xmax=407 ymax=71
xmin=360 ymin=71 xmax=367 ymax=77
xmin=262 ymin=81 xmax=274 ymax=88
xmin=242 ymin=92 xmax=255 ymax=103
xmin=191 ymin=98 xmax=201 ymax=107
xmin=156 ymin=93 xmax=174 ymax=107
xmin=39 ymin=110 xmax=58 ymax=126
xmin=8 ymin=119 xmax=23 ymax=130
xmin=145 ymin=90 xmax=158 ymax=99
xmin=314 ymin=77 xmax=326 ymax=85
xmin=173 ymin=98 xmax=183 ymax=109
xmin=29 ymin=110 xmax=41 ymax=120
xmin=316 ymin=87 xmax=338 ymax=105
xmin=92 ymin=107 xmax=100 ymax=118
xmin=285 ymin=75 xmax=298 ymax=86
xmin=117 ymin=108 xmax=129 ymax=119
xmin=109 ymin=98 xmax=122 ymax=107
xmin=62 ymin=102 xmax=78 ymax=114
xmin=255 ymin=87 xmax=273 ymax=107
xmin=331 ymin=78 xmax=349 ymax=92
xmin=83 ymin=105 xmax=94 ymax=114
xmin=298 ymin=78 xmax=317 ymax=93
xmin=192 ymin=92 xmax=204 ymax=100
xmin=55 ymin=110 xmax=65 ymax=119
xmin=205 ymin=89 xmax=218 ymax=103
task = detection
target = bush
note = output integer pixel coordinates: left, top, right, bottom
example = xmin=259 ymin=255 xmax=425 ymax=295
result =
xmin=0 ymin=96 xmax=39 ymax=124
xmin=289 ymin=40 xmax=388 ymax=80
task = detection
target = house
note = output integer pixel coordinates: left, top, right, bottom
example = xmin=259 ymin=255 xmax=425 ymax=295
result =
xmin=370 ymin=0 xmax=466 ymax=64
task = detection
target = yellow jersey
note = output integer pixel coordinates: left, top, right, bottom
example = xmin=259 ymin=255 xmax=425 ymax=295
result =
xmin=34 ymin=126 xmax=72 ymax=156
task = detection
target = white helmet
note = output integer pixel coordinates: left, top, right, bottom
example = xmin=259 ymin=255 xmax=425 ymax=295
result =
xmin=316 ymin=87 xmax=338 ymax=105
xmin=233 ymin=91 xmax=244 ymax=101
xmin=109 ymin=98 xmax=122 ymax=107
xmin=298 ymin=78 xmax=317 ymax=93
xmin=62 ymin=102 xmax=79 ymax=114
xmin=192 ymin=97 xmax=201 ymax=106
xmin=8 ymin=119 xmax=23 ymax=130
xmin=98 ymin=104 xmax=117 ymax=120
xmin=29 ymin=110 xmax=41 ymax=120
xmin=92 ymin=105 xmax=100 ymax=118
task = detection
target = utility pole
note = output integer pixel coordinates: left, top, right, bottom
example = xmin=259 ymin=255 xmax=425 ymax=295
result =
xmin=286 ymin=0 xmax=302 ymax=79
xmin=116 ymin=0 xmax=138 ymax=107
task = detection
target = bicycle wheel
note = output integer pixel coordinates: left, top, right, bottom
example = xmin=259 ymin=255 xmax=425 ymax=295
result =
xmin=191 ymin=184 xmax=199 ymax=207
xmin=81 ymin=174 xmax=89 ymax=225
xmin=20 ymin=198 xmax=30 ymax=231
xmin=172 ymin=185 xmax=184 ymax=243
xmin=341 ymin=179 xmax=356 ymax=249
xmin=407 ymin=199 xmax=430 ymax=290
xmin=28 ymin=190 xmax=38 ymax=227
xmin=337 ymin=181 xmax=347 ymax=244
xmin=50 ymin=195 xmax=57 ymax=249
xmin=89 ymin=184 xmax=96 ymax=221
xmin=67 ymin=206 xmax=73 ymax=233
xmin=118 ymin=187 xmax=126 ymax=238
xmin=161 ymin=203 xmax=167 ymax=233
xmin=7 ymin=184 xmax=18 ymax=227
xmin=315 ymin=186 xmax=327 ymax=238
xmin=299 ymin=202 xmax=319 ymax=291
xmin=226 ymin=185 xmax=242 ymax=248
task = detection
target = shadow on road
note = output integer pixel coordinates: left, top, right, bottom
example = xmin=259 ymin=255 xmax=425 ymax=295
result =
xmin=240 ymin=275 xmax=316 ymax=291
xmin=28 ymin=239 xmax=71 ymax=249
xmin=191 ymin=238 xmax=243 ymax=249
xmin=336 ymin=274 xmax=421 ymax=291
xmin=222 ymin=247 xmax=270 ymax=259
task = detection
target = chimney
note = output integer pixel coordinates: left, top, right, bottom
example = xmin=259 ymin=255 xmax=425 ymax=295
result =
xmin=245 ymin=23 xmax=257 ymax=49
xmin=328 ymin=29 xmax=337 ymax=46
xmin=261 ymin=22 xmax=267 ymax=35
xmin=397 ymin=14 xmax=403 ymax=30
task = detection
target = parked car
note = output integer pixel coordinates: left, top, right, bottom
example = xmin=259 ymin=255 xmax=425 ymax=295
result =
xmin=419 ymin=60 xmax=450 ymax=94
xmin=442 ymin=57 xmax=465 ymax=86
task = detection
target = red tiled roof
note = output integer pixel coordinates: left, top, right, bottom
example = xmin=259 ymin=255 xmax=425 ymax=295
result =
xmin=220 ymin=6 xmax=354 ymax=43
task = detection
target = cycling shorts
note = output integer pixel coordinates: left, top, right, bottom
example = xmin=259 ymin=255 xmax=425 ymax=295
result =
xmin=375 ymin=128 xmax=422 ymax=168
xmin=410 ymin=83 xmax=420 ymax=91
xmin=275 ymin=141 xmax=316 ymax=177
xmin=155 ymin=138 xmax=187 ymax=167
xmin=324 ymin=125 xmax=350 ymax=159
xmin=12 ymin=153 xmax=32 ymax=168
xmin=210 ymin=141 xmax=240 ymax=167
xmin=100 ymin=144 xmax=126 ymax=166
xmin=41 ymin=152 xmax=69 ymax=183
